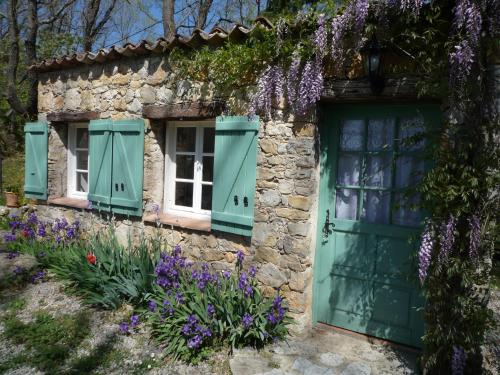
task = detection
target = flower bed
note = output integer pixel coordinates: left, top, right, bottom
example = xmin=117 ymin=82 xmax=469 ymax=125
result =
xmin=3 ymin=210 xmax=291 ymax=362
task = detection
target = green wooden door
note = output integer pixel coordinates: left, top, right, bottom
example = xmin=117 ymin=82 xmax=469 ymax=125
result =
xmin=313 ymin=103 xmax=440 ymax=348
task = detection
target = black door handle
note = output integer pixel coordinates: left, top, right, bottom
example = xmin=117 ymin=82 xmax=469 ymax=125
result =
xmin=323 ymin=209 xmax=335 ymax=238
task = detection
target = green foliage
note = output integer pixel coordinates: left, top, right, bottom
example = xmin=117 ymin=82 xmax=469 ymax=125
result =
xmin=10 ymin=220 xmax=160 ymax=309
xmin=2 ymin=310 xmax=91 ymax=373
xmin=1 ymin=153 xmax=26 ymax=204
xmin=145 ymin=249 xmax=290 ymax=363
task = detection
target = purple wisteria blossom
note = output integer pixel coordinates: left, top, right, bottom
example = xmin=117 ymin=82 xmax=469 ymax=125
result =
xmin=468 ymin=214 xmax=481 ymax=260
xmin=286 ymin=54 xmax=301 ymax=108
xmin=252 ymin=65 xmax=284 ymax=117
xmin=440 ymin=215 xmax=457 ymax=260
xmin=449 ymin=40 xmax=475 ymax=84
xmin=451 ymin=346 xmax=467 ymax=375
xmin=242 ymin=313 xmax=253 ymax=329
xmin=399 ymin=0 xmax=423 ymax=15
xmin=418 ymin=222 xmax=434 ymax=284
xmin=313 ymin=14 xmax=327 ymax=55
xmin=296 ymin=57 xmax=323 ymax=115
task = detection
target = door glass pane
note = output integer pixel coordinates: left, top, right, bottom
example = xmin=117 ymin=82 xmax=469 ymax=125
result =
xmin=202 ymin=156 xmax=213 ymax=182
xmin=76 ymin=128 xmax=89 ymax=148
xmin=337 ymin=154 xmax=360 ymax=186
xmin=365 ymin=155 xmax=392 ymax=188
xmin=393 ymin=193 xmax=420 ymax=227
xmin=76 ymin=172 xmax=88 ymax=192
xmin=176 ymin=155 xmax=194 ymax=179
xmin=398 ymin=116 xmax=425 ymax=151
xmin=201 ymin=185 xmax=212 ymax=210
xmin=176 ymin=127 xmax=196 ymax=152
xmin=335 ymin=189 xmax=358 ymax=220
xmin=203 ymin=127 xmax=215 ymax=153
xmin=340 ymin=120 xmax=364 ymax=151
xmin=362 ymin=190 xmax=390 ymax=224
xmin=175 ymin=182 xmax=193 ymax=207
xmin=395 ymin=156 xmax=424 ymax=188
xmin=368 ymin=119 xmax=394 ymax=151
xmin=76 ymin=150 xmax=88 ymax=170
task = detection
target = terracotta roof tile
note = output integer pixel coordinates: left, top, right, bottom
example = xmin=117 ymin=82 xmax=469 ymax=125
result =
xmin=30 ymin=17 xmax=273 ymax=73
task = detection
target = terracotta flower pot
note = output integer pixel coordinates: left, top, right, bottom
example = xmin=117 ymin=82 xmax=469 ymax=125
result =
xmin=4 ymin=192 xmax=19 ymax=208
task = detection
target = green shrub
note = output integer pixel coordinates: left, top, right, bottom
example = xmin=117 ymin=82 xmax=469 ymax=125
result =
xmin=143 ymin=247 xmax=290 ymax=362
xmin=5 ymin=212 xmax=159 ymax=309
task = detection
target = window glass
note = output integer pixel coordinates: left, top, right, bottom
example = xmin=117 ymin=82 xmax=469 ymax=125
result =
xmin=77 ymin=128 xmax=89 ymax=148
xmin=175 ymin=182 xmax=193 ymax=207
xmin=203 ymin=128 xmax=215 ymax=153
xmin=393 ymin=193 xmax=421 ymax=227
xmin=69 ymin=125 xmax=89 ymax=197
xmin=335 ymin=189 xmax=358 ymax=220
xmin=395 ymin=156 xmax=424 ymax=188
xmin=202 ymin=156 xmax=213 ymax=182
xmin=398 ymin=116 xmax=425 ymax=151
xmin=362 ymin=190 xmax=390 ymax=224
xmin=76 ymin=172 xmax=88 ymax=192
xmin=201 ymin=185 xmax=212 ymax=210
xmin=337 ymin=154 xmax=361 ymax=186
xmin=176 ymin=127 xmax=196 ymax=152
xmin=76 ymin=151 xmax=88 ymax=170
xmin=365 ymin=155 xmax=392 ymax=188
xmin=176 ymin=155 xmax=195 ymax=179
xmin=367 ymin=119 xmax=394 ymax=151
xmin=340 ymin=120 xmax=364 ymax=151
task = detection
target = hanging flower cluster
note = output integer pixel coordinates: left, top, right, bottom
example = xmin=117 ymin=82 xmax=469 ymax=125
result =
xmin=418 ymin=221 xmax=434 ymax=284
xmin=451 ymin=345 xmax=467 ymax=375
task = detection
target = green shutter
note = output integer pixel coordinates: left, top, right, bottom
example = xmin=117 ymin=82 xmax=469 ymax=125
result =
xmin=88 ymin=119 xmax=113 ymax=211
xmin=24 ymin=122 xmax=48 ymax=200
xmin=110 ymin=119 xmax=144 ymax=216
xmin=211 ymin=116 xmax=259 ymax=236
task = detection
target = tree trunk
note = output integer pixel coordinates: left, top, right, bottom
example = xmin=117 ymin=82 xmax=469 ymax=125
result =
xmin=25 ymin=0 xmax=38 ymax=116
xmin=83 ymin=0 xmax=100 ymax=51
xmin=162 ymin=0 xmax=175 ymax=39
xmin=6 ymin=0 xmax=26 ymax=115
xmin=196 ymin=0 xmax=213 ymax=30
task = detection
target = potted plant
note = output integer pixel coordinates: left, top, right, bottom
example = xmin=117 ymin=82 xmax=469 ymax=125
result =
xmin=4 ymin=185 xmax=20 ymax=208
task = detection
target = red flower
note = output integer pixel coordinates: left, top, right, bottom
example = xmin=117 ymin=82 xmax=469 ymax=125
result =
xmin=86 ymin=252 xmax=96 ymax=265
xmin=21 ymin=229 xmax=29 ymax=238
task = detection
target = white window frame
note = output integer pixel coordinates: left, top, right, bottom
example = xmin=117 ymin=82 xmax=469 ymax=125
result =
xmin=67 ymin=122 xmax=89 ymax=200
xmin=164 ymin=120 xmax=215 ymax=219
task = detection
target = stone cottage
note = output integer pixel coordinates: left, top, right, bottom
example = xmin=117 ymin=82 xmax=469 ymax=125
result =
xmin=25 ymin=18 xmax=441 ymax=347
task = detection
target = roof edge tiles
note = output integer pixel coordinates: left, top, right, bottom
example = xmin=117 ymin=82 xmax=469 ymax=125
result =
xmin=30 ymin=17 xmax=273 ymax=73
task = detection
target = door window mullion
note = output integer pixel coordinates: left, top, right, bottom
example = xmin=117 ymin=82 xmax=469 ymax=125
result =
xmin=389 ymin=117 xmax=399 ymax=225
xmin=358 ymin=118 xmax=369 ymax=221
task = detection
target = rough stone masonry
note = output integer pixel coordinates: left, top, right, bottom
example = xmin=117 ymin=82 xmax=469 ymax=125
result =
xmin=35 ymin=54 xmax=320 ymax=331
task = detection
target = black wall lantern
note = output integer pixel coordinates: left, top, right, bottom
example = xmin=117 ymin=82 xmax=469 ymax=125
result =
xmin=366 ymin=37 xmax=385 ymax=95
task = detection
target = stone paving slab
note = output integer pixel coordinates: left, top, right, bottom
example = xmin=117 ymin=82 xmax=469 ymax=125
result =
xmin=230 ymin=327 xmax=419 ymax=375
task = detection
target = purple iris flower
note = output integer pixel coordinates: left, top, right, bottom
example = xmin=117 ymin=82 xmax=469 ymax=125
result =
xmin=6 ymin=251 xmax=19 ymax=259
xmin=13 ymin=266 xmax=25 ymax=275
xmin=4 ymin=233 xmax=16 ymax=242
xmin=207 ymin=304 xmax=215 ymax=316
xmin=31 ymin=270 xmax=46 ymax=283
xmin=175 ymin=292 xmax=184 ymax=305
xmin=236 ymin=250 xmax=245 ymax=265
xmin=119 ymin=322 xmax=130 ymax=334
xmin=130 ymin=315 xmax=139 ymax=327
xmin=249 ymin=266 xmax=257 ymax=278
xmin=242 ymin=313 xmax=253 ymax=329
xmin=148 ymin=300 xmax=157 ymax=312
xmin=222 ymin=270 xmax=231 ymax=279
xmin=187 ymin=335 xmax=202 ymax=349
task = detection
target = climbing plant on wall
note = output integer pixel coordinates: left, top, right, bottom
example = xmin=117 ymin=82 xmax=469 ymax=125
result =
xmin=169 ymin=1 xmax=499 ymax=373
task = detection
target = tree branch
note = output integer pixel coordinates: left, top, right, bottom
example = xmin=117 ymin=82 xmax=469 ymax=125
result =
xmin=39 ymin=0 xmax=77 ymax=26
xmin=6 ymin=0 xmax=26 ymax=115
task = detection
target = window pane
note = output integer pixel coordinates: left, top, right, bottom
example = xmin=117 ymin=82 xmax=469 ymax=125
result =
xmin=398 ymin=116 xmax=425 ymax=151
xmin=76 ymin=128 xmax=88 ymax=148
xmin=176 ymin=127 xmax=196 ymax=152
xmin=335 ymin=189 xmax=358 ymax=220
xmin=176 ymin=155 xmax=194 ymax=179
xmin=395 ymin=156 xmax=424 ymax=188
xmin=365 ymin=155 xmax=392 ymax=188
xmin=368 ymin=119 xmax=394 ymax=151
xmin=202 ymin=156 xmax=213 ymax=182
xmin=201 ymin=185 xmax=212 ymax=210
xmin=393 ymin=193 xmax=421 ymax=227
xmin=362 ymin=190 xmax=390 ymax=224
xmin=340 ymin=120 xmax=364 ymax=151
xmin=175 ymin=182 xmax=193 ymax=207
xmin=203 ymin=127 xmax=215 ymax=153
xmin=76 ymin=172 xmax=88 ymax=192
xmin=76 ymin=150 xmax=88 ymax=170
xmin=337 ymin=154 xmax=361 ymax=186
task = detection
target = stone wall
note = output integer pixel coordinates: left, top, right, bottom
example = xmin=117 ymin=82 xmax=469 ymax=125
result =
xmin=36 ymin=55 xmax=319 ymax=331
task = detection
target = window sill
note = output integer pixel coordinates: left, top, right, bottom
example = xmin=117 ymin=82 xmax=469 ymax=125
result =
xmin=143 ymin=212 xmax=211 ymax=232
xmin=48 ymin=197 xmax=89 ymax=210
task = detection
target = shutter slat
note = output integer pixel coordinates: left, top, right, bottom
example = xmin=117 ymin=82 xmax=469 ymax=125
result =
xmin=24 ymin=121 xmax=48 ymax=200
xmin=110 ymin=119 xmax=144 ymax=216
xmin=88 ymin=119 xmax=113 ymax=211
xmin=211 ymin=116 xmax=259 ymax=237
